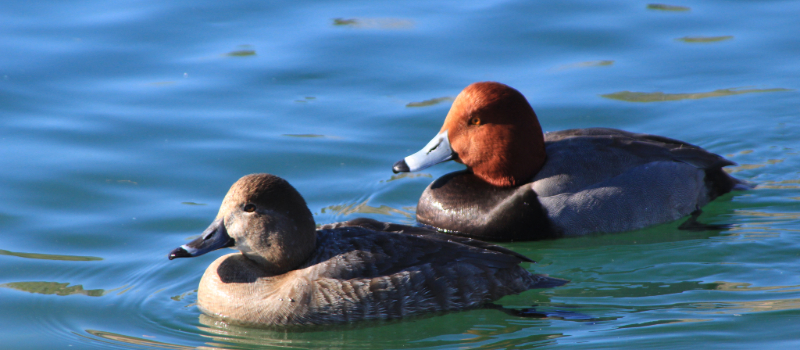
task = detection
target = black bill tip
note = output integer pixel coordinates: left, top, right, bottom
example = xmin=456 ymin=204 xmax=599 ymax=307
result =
xmin=168 ymin=247 xmax=192 ymax=260
xmin=392 ymin=159 xmax=410 ymax=173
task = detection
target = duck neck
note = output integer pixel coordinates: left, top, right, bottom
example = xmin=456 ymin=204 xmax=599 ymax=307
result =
xmin=237 ymin=211 xmax=318 ymax=276
xmin=472 ymin=129 xmax=546 ymax=188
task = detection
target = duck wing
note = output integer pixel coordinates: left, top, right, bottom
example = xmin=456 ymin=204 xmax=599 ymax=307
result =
xmin=537 ymin=128 xmax=736 ymax=197
xmin=310 ymin=224 xmax=529 ymax=278
xmin=545 ymin=127 xmax=734 ymax=170
xmin=319 ymin=218 xmax=533 ymax=263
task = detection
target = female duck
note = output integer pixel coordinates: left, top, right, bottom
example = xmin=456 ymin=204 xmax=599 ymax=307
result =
xmin=393 ymin=82 xmax=744 ymax=241
xmin=169 ymin=174 xmax=565 ymax=326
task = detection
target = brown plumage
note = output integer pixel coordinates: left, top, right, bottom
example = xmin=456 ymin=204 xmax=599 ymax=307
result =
xmin=440 ymin=82 xmax=547 ymax=187
xmin=169 ymin=174 xmax=566 ymax=326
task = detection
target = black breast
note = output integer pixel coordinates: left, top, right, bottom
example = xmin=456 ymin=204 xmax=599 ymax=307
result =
xmin=415 ymin=170 xmax=557 ymax=241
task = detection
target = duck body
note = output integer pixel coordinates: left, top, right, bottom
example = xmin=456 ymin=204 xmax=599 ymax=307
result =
xmin=197 ymin=222 xmax=560 ymax=325
xmin=394 ymin=82 xmax=743 ymax=241
xmin=169 ymin=174 xmax=565 ymax=326
xmin=416 ymin=128 xmax=741 ymax=240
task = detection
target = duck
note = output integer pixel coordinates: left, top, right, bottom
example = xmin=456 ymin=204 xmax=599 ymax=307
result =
xmin=168 ymin=173 xmax=566 ymax=326
xmin=392 ymin=82 xmax=745 ymax=241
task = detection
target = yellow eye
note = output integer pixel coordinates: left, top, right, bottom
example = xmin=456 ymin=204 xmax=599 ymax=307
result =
xmin=244 ymin=203 xmax=256 ymax=212
xmin=469 ymin=117 xmax=481 ymax=125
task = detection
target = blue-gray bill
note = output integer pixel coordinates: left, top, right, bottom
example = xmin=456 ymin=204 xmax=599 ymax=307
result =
xmin=168 ymin=217 xmax=234 ymax=260
xmin=392 ymin=130 xmax=455 ymax=173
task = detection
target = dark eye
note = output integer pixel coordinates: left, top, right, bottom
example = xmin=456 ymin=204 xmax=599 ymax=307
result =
xmin=469 ymin=116 xmax=481 ymax=125
xmin=244 ymin=203 xmax=257 ymax=212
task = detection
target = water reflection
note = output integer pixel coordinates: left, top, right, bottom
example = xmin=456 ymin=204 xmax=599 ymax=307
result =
xmin=647 ymin=4 xmax=691 ymax=12
xmin=332 ymin=18 xmax=414 ymax=29
xmin=553 ymin=280 xmax=721 ymax=299
xmin=713 ymin=281 xmax=800 ymax=292
xmin=691 ymin=298 xmax=800 ymax=314
xmin=1 ymin=281 xmax=104 ymax=297
xmin=318 ymin=200 xmax=413 ymax=218
xmin=722 ymin=210 xmax=800 ymax=241
xmin=733 ymin=210 xmax=800 ymax=220
xmin=548 ymin=287 xmax=800 ymax=318
xmin=78 ymin=329 xmax=194 ymax=350
xmin=550 ymin=60 xmax=614 ymax=71
xmin=516 ymin=219 xmax=727 ymax=251
xmin=677 ymin=36 xmax=734 ymax=43
xmin=293 ymin=96 xmax=317 ymax=103
xmin=282 ymin=132 xmax=342 ymax=139
xmin=225 ymin=50 xmax=256 ymax=57
xmin=751 ymin=179 xmax=800 ymax=189
xmin=727 ymin=159 xmax=784 ymax=173
xmin=380 ymin=172 xmax=432 ymax=183
xmin=282 ymin=133 xmax=326 ymax=138
xmin=601 ymin=87 xmax=792 ymax=102
xmin=617 ymin=318 xmax=711 ymax=329
xmin=107 ymin=179 xmax=138 ymax=185
xmin=406 ymin=96 xmax=454 ymax=107
xmin=171 ymin=290 xmax=196 ymax=302
xmin=0 ymin=249 xmax=101 ymax=261
xmin=195 ymin=311 xmax=566 ymax=349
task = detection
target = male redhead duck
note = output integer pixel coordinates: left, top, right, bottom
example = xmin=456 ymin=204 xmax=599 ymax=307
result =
xmin=393 ymin=82 xmax=744 ymax=241
xmin=169 ymin=173 xmax=566 ymax=326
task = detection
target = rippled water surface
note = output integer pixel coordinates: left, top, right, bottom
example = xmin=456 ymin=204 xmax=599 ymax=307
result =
xmin=3 ymin=0 xmax=800 ymax=348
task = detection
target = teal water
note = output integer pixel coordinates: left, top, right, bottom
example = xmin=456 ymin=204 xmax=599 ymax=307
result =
xmin=2 ymin=0 xmax=800 ymax=348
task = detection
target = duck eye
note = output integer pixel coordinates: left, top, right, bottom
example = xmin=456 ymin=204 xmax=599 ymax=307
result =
xmin=469 ymin=117 xmax=481 ymax=125
xmin=243 ymin=203 xmax=257 ymax=212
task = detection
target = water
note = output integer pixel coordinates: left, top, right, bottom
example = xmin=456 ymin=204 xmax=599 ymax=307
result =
xmin=2 ymin=0 xmax=799 ymax=348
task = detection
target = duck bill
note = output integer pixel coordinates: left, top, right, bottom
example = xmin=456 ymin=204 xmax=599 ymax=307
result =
xmin=393 ymin=130 xmax=455 ymax=173
xmin=168 ymin=217 xmax=235 ymax=260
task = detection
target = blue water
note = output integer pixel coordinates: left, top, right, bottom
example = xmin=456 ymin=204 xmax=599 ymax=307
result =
xmin=2 ymin=0 xmax=800 ymax=348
